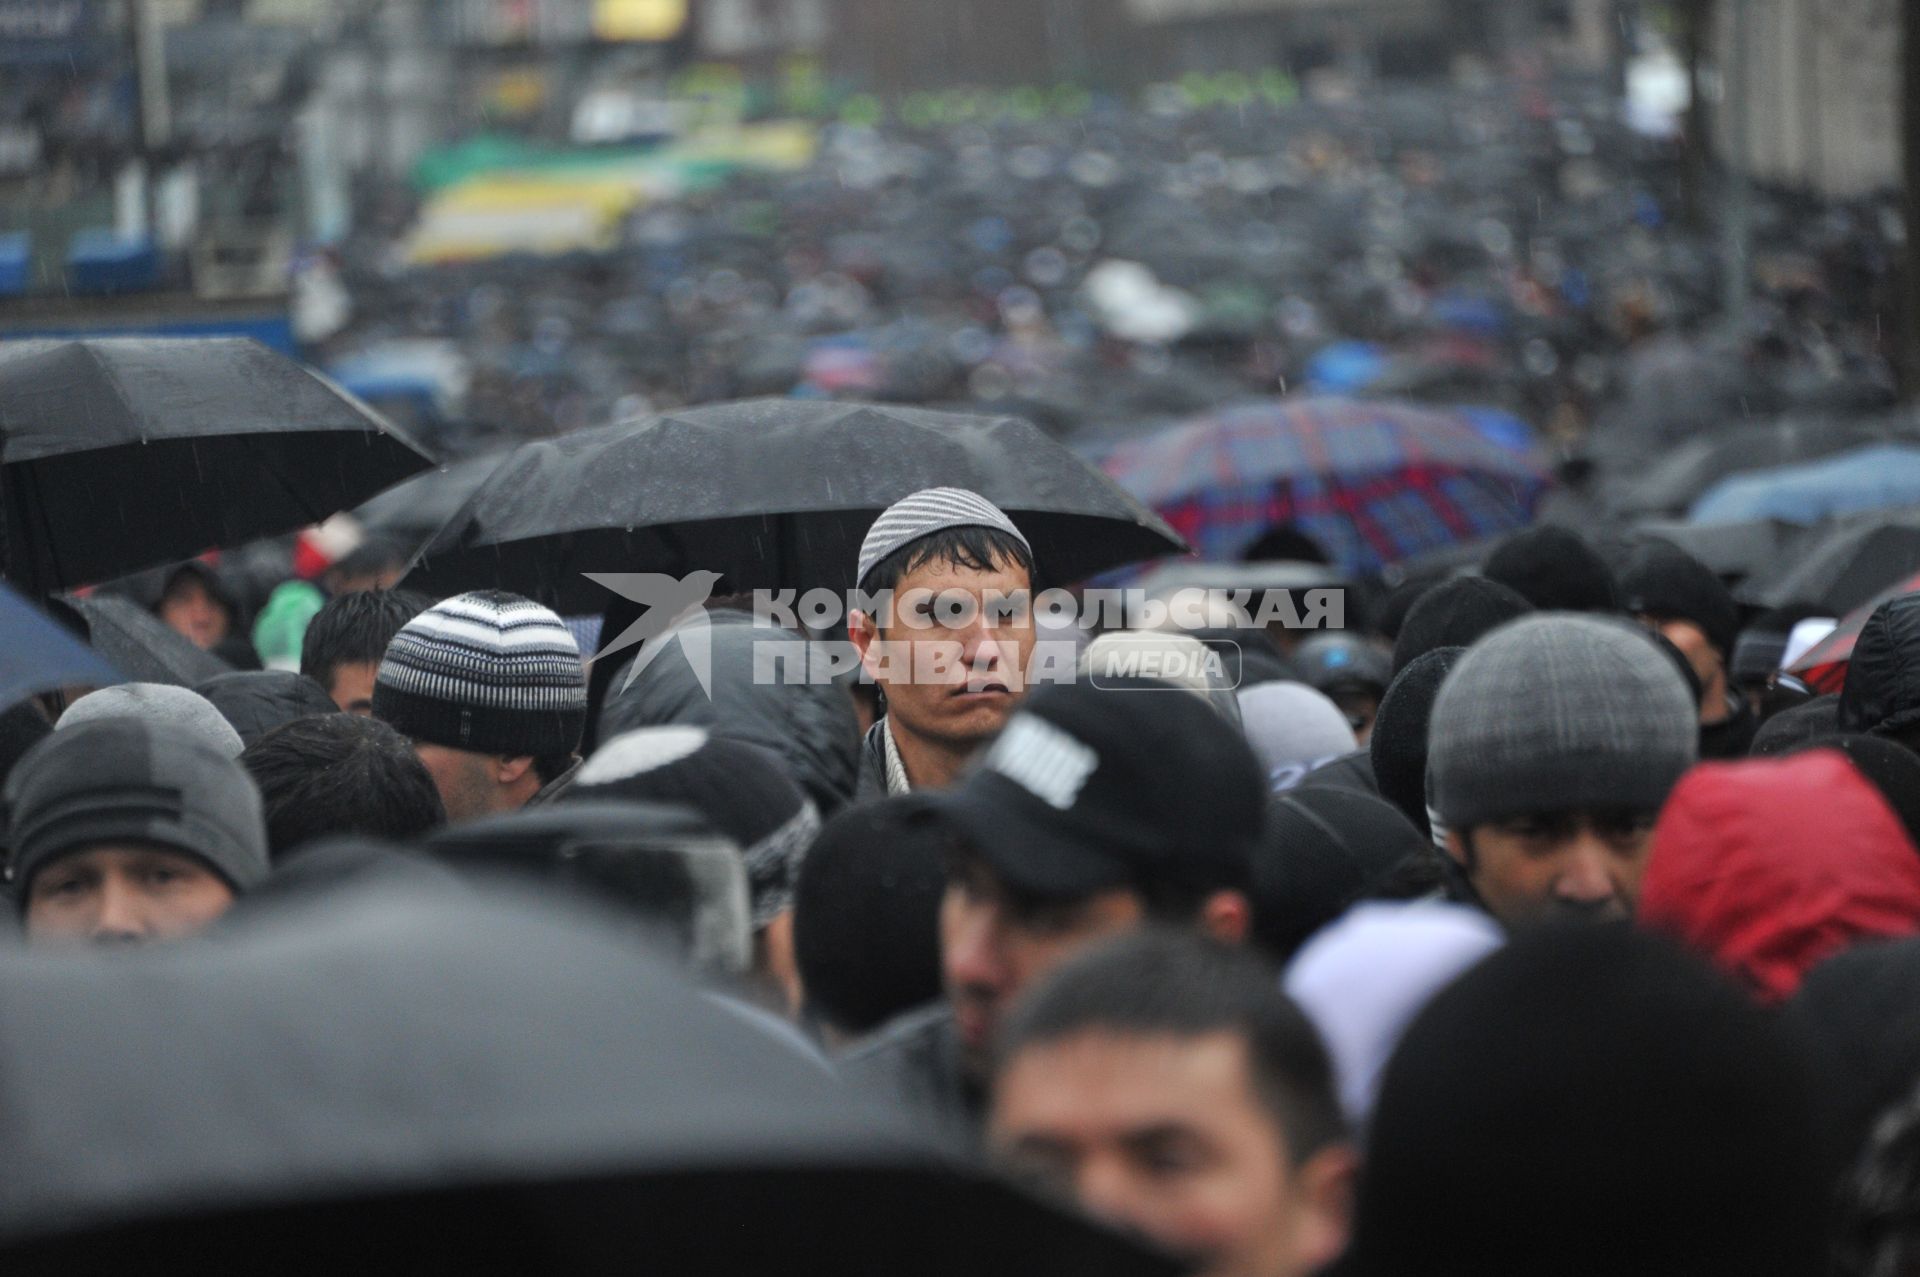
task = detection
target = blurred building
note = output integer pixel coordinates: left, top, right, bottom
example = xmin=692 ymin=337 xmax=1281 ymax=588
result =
xmin=1713 ymin=0 xmax=1897 ymax=197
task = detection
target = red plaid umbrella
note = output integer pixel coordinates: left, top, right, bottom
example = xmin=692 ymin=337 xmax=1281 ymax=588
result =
xmin=1788 ymin=570 xmax=1920 ymax=692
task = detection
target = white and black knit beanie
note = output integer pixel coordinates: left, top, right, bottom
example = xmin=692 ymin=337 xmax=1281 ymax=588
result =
xmin=856 ymin=487 xmax=1030 ymax=591
xmin=372 ymin=590 xmax=587 ymax=758
xmin=573 ymin=725 xmax=820 ymax=927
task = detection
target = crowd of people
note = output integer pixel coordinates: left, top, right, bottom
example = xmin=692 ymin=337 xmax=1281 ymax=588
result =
xmin=8 ymin=474 xmax=1920 ymax=1275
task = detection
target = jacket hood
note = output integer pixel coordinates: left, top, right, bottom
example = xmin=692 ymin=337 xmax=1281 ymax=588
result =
xmin=1641 ymin=750 xmax=1920 ymax=1002
xmin=196 ymin=671 xmax=340 ymax=749
xmin=596 ymin=609 xmax=861 ymax=815
xmin=1840 ymin=592 xmax=1920 ymax=737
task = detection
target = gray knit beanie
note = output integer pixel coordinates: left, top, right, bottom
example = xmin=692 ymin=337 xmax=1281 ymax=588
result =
xmin=57 ymin=683 xmax=245 ymax=759
xmin=856 ymin=487 xmax=1030 ymax=591
xmin=372 ymin=591 xmax=587 ymax=758
xmin=5 ymin=717 xmax=268 ymax=902
xmin=1428 ymin=614 xmax=1697 ymax=830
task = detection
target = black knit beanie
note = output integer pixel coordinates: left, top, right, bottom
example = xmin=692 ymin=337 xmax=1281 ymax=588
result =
xmin=1617 ymin=541 xmax=1741 ymax=658
xmin=1751 ymin=694 xmax=1842 ymax=756
xmin=1370 ymin=646 xmax=1466 ymax=838
xmin=1351 ymin=927 xmax=1825 ymax=1277
xmin=1391 ymin=576 xmax=1532 ymax=675
xmin=1482 ymin=525 xmax=1619 ymax=614
xmin=1253 ymin=787 xmax=1430 ymax=960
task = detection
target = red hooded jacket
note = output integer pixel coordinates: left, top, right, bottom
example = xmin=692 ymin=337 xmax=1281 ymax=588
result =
xmin=1641 ymin=750 xmax=1920 ymax=1003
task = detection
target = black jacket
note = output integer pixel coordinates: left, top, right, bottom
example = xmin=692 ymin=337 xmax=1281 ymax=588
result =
xmin=195 ymin=671 xmax=339 ymax=748
xmin=857 ymin=719 xmax=891 ymax=800
xmin=1840 ymin=593 xmax=1920 ymax=738
xmin=838 ymin=1002 xmax=982 ymax=1152
xmin=598 ymin=610 xmax=862 ymax=815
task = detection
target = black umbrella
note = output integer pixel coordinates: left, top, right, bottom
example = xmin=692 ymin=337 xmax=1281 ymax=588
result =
xmin=1630 ymin=518 xmax=1809 ymax=584
xmin=350 ymin=451 xmax=504 ymax=549
xmin=1605 ymin=416 xmax=1920 ymax=518
xmin=404 ymin=400 xmax=1186 ymax=613
xmin=0 ymin=338 xmax=435 ymax=595
xmin=1737 ymin=513 xmax=1920 ymax=614
xmin=0 ymin=882 xmax=1173 ymax=1277
xmin=60 ymin=594 xmax=230 ymax=687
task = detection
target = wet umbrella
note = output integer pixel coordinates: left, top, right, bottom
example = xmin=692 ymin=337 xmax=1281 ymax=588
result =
xmin=351 ymin=452 xmax=505 ymax=549
xmin=1738 ymin=514 xmax=1920 ymax=615
xmin=1098 ymin=398 xmax=1552 ymax=575
xmin=0 ymin=581 xmax=122 ymax=709
xmin=60 ymin=594 xmax=230 ymax=687
xmin=0 ymin=338 xmax=435 ymax=596
xmin=1605 ymin=418 xmax=1920 ymax=518
xmin=0 ymin=882 xmax=1173 ymax=1277
xmin=1690 ymin=444 xmax=1920 ymax=525
xmin=404 ymin=400 xmax=1184 ymax=612
xmin=1631 ymin=518 xmax=1808 ymax=584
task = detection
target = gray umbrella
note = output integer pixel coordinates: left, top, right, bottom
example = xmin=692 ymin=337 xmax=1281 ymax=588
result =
xmin=0 ymin=882 xmax=1174 ymax=1276
xmin=403 ymin=399 xmax=1186 ymax=613
xmin=0 ymin=338 xmax=434 ymax=595
xmin=62 ymin=594 xmax=230 ymax=687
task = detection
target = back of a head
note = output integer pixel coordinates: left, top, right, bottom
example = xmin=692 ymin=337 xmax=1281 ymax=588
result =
xmin=1350 ymin=927 xmax=1823 ymax=1277
xmin=1790 ymin=938 xmax=1920 ymax=1191
xmin=1842 ymin=594 xmax=1920 ymax=739
xmin=1481 ymin=525 xmax=1618 ymax=614
xmin=424 ymin=799 xmax=751 ymax=975
xmin=792 ymin=796 xmax=948 ymax=1038
xmin=300 ymin=589 xmax=431 ymax=692
xmin=1428 ymin=615 xmax=1698 ymax=833
xmin=1390 ymin=576 xmax=1532 ymax=676
xmin=997 ymin=930 xmax=1346 ymax=1164
xmin=56 ymin=682 xmax=245 ymax=759
xmin=1254 ymin=788 xmax=1430 ymax=960
xmin=1237 ymin=682 xmax=1357 ymax=793
xmin=1369 ymin=646 xmax=1465 ymax=838
xmin=1642 ymin=751 xmax=1920 ymax=1002
xmin=572 ymin=725 xmax=818 ymax=929
xmin=195 ymin=670 xmax=340 ymax=749
xmin=241 ymin=714 xmax=446 ymax=859
xmin=5 ymin=716 xmax=269 ymax=901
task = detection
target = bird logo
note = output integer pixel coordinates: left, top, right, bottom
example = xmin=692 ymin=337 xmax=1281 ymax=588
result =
xmin=583 ymin=570 xmax=724 ymax=699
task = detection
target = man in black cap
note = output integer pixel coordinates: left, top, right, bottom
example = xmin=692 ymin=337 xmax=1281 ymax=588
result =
xmin=4 ymin=718 xmax=269 ymax=947
xmin=1617 ymin=541 xmax=1756 ymax=758
xmin=841 ymin=678 xmax=1265 ymax=1144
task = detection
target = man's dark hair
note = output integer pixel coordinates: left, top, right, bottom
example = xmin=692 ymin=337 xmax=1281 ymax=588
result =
xmin=997 ymin=930 xmax=1347 ymax=1163
xmin=793 ymin=796 xmax=947 ymax=1036
xmin=241 ymin=714 xmax=446 ymax=859
xmin=861 ymin=526 xmax=1035 ymax=620
xmin=300 ymin=589 xmax=431 ymax=692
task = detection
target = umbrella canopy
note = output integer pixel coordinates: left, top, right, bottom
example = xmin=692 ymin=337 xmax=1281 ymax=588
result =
xmin=1690 ymin=444 xmax=1920 ymax=525
xmin=62 ymin=594 xmax=231 ymax=687
xmin=0 ymin=581 xmax=122 ymax=708
xmin=1631 ymin=517 xmax=1808 ymax=584
xmin=1738 ymin=514 xmax=1920 ymax=615
xmin=0 ymin=882 xmax=1173 ymax=1276
xmin=0 ymin=338 xmax=435 ymax=595
xmin=1786 ymin=571 xmax=1920 ymax=693
xmin=1604 ymin=417 xmax=1919 ymax=518
xmin=404 ymin=400 xmax=1184 ymax=613
xmin=1099 ymin=398 xmax=1551 ymax=575
xmin=351 ymin=451 xmax=505 ymax=548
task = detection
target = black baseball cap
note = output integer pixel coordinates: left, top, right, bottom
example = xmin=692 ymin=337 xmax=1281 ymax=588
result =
xmin=927 ymin=678 xmax=1266 ymax=902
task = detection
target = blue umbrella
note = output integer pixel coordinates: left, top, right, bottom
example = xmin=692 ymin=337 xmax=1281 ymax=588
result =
xmin=1304 ymin=341 xmax=1389 ymax=394
xmin=0 ymin=582 xmax=122 ymax=709
xmin=1690 ymin=444 xmax=1920 ymax=525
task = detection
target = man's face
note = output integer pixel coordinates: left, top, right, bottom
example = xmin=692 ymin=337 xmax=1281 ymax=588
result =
xmin=24 ymin=842 xmax=236 ymax=947
xmin=1640 ymin=616 xmax=1723 ymax=715
xmin=327 ymin=661 xmax=381 ymax=715
xmin=157 ymin=578 xmax=229 ymax=650
xmin=1448 ymin=809 xmax=1656 ymax=928
xmin=412 ymin=742 xmax=513 ymax=824
xmin=991 ymin=1030 xmax=1347 ymax=1277
xmin=854 ymin=555 xmax=1037 ymax=752
xmin=942 ymin=852 xmax=1145 ymax=1077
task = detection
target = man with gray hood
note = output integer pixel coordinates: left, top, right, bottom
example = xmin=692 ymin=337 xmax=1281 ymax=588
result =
xmin=1427 ymin=614 xmax=1698 ymax=930
xmin=4 ymin=717 xmax=269 ymax=947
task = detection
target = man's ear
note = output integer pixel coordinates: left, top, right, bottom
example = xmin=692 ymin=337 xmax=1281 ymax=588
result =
xmin=1292 ymin=1142 xmax=1358 ymax=1274
xmin=494 ymin=755 xmax=537 ymax=786
xmin=849 ymin=610 xmax=884 ymax=681
xmin=1443 ymin=828 xmax=1471 ymax=870
xmin=1198 ymin=890 xmax=1253 ymax=945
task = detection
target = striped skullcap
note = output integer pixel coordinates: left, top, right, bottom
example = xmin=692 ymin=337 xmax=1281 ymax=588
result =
xmin=856 ymin=487 xmax=1031 ymax=590
xmin=372 ymin=590 xmax=587 ymax=758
